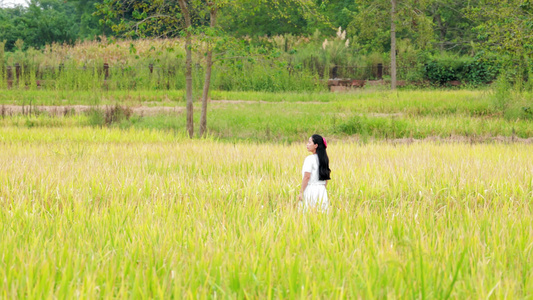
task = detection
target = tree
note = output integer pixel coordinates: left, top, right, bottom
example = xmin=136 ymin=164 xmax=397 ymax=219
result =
xmin=0 ymin=40 xmax=5 ymax=84
xmin=199 ymin=3 xmax=217 ymax=136
xmin=348 ymin=0 xmax=433 ymax=89
xmin=69 ymin=0 xmax=113 ymax=40
xmin=97 ymin=0 xmax=321 ymax=138
xmin=177 ymin=0 xmax=195 ymax=137
xmin=0 ymin=0 xmax=109 ymax=51
xmin=466 ymin=0 xmax=533 ymax=82
xmin=97 ymin=0 xmax=216 ymax=137
xmin=391 ymin=0 xmax=397 ymax=89
xmin=315 ymin=0 xmax=358 ymax=32
xmin=218 ymin=1 xmax=315 ymax=36
xmin=427 ymin=0 xmax=480 ymax=54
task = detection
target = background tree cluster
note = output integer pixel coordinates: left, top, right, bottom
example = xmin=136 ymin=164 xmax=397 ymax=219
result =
xmin=0 ymin=0 xmax=531 ymax=85
xmin=0 ymin=0 xmax=517 ymax=53
xmin=0 ymin=0 xmax=111 ymax=51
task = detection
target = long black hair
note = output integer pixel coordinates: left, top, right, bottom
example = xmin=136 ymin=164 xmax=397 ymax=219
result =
xmin=312 ymin=134 xmax=331 ymax=181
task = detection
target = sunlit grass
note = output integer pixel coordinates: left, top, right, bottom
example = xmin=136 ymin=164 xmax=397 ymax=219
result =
xmin=0 ymin=89 xmax=492 ymax=109
xmin=1 ymin=101 xmax=533 ymax=142
xmin=1 ymin=127 xmax=533 ymax=298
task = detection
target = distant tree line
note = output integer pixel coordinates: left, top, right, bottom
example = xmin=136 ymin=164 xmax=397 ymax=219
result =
xmin=0 ymin=0 xmax=111 ymax=51
xmin=0 ymin=0 xmax=531 ymax=85
xmin=0 ymin=0 xmax=527 ymax=53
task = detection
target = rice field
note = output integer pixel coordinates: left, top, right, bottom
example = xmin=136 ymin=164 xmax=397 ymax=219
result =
xmin=1 ymin=126 xmax=533 ymax=298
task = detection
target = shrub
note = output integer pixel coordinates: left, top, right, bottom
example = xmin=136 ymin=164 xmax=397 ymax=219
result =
xmin=335 ymin=115 xmax=410 ymax=138
xmin=425 ymin=54 xmax=499 ymax=85
xmin=87 ymin=105 xmax=133 ymax=127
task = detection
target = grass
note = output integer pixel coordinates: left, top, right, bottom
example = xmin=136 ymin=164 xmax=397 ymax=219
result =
xmin=1 ymin=126 xmax=533 ymax=297
xmin=0 ymin=89 xmax=492 ymax=108
xmin=1 ymin=89 xmax=533 ymax=142
xmin=0 ymin=88 xmax=523 ymax=119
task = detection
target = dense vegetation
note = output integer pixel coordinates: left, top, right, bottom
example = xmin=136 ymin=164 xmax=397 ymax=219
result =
xmin=1 ymin=89 xmax=532 ymax=142
xmin=0 ymin=0 xmax=531 ymax=86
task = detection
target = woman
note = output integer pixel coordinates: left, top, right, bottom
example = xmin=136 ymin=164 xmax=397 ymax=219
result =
xmin=298 ymin=134 xmax=331 ymax=211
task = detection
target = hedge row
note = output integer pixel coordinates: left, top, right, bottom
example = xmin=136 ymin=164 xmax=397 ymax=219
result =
xmin=424 ymin=55 xmax=502 ymax=86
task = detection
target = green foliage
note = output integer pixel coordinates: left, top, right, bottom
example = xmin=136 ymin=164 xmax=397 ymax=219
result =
xmin=461 ymin=54 xmax=500 ymax=85
xmin=0 ymin=0 xmax=81 ymax=51
xmin=3 ymin=89 xmax=533 ymax=141
xmin=347 ymin=0 xmax=434 ymax=54
xmin=396 ymin=39 xmax=428 ymax=82
xmin=1 ymin=0 xmax=532 ymax=89
xmin=489 ymin=73 xmax=533 ymax=121
xmin=466 ymin=0 xmax=532 ymax=83
xmin=335 ymin=115 xmax=410 ymax=138
xmin=86 ymin=105 xmax=133 ymax=127
xmin=428 ymin=0 xmax=480 ymax=54
xmin=424 ymin=57 xmax=464 ymax=84
xmin=95 ymin=0 xmax=184 ymax=38
xmin=424 ymin=54 xmax=498 ymax=85
xmin=490 ymin=74 xmax=512 ymax=112
xmin=219 ymin=1 xmax=310 ymax=36
xmin=213 ymin=58 xmax=324 ymax=92
xmin=0 ymin=40 xmax=4 ymax=89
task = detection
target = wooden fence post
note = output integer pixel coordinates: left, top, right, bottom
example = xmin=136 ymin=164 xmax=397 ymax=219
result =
xmin=6 ymin=66 xmax=12 ymax=88
xmin=15 ymin=63 xmax=21 ymax=82
xmin=103 ymin=63 xmax=109 ymax=80
xmin=331 ymin=65 xmax=338 ymax=79
xmin=377 ymin=63 xmax=383 ymax=80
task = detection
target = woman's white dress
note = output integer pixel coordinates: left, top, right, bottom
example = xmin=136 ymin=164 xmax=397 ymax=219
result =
xmin=300 ymin=154 xmax=329 ymax=211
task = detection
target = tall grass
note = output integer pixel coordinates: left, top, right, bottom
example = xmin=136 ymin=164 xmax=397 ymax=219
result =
xmin=1 ymin=90 xmax=533 ymax=141
xmin=0 ymin=35 xmax=439 ymax=92
xmin=1 ymin=127 xmax=533 ymax=297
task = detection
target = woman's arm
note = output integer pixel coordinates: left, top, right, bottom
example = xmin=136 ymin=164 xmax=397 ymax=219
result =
xmin=299 ymin=172 xmax=311 ymax=201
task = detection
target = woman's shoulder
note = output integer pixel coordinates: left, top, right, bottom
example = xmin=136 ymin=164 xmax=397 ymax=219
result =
xmin=304 ymin=154 xmax=318 ymax=162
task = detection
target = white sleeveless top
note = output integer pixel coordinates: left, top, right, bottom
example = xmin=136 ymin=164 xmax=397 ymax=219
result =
xmin=302 ymin=154 xmax=326 ymax=185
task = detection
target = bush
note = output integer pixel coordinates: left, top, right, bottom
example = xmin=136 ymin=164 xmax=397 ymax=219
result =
xmin=87 ymin=105 xmax=133 ymax=127
xmin=425 ymin=54 xmax=499 ymax=85
xmin=335 ymin=115 xmax=410 ymax=139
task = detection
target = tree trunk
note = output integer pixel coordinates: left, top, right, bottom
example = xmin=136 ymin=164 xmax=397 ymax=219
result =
xmin=390 ymin=0 xmax=397 ymax=90
xmin=434 ymin=12 xmax=446 ymax=52
xmin=0 ymin=41 xmax=4 ymax=85
xmin=520 ymin=52 xmax=529 ymax=85
xmin=178 ymin=0 xmax=194 ymax=138
xmin=199 ymin=4 xmax=217 ymax=138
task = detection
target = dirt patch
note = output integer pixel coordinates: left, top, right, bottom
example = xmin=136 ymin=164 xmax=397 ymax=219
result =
xmin=132 ymin=106 xmax=185 ymax=116
xmin=0 ymin=105 xmax=185 ymax=117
